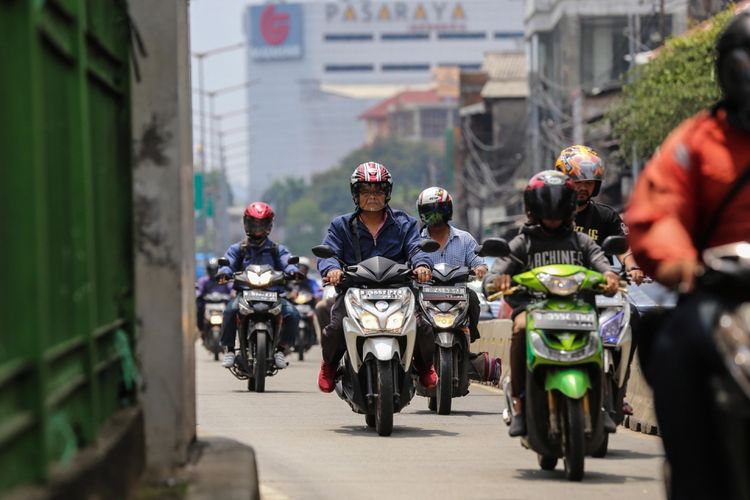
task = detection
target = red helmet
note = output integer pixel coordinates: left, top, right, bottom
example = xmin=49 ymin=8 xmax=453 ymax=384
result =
xmin=243 ymin=201 xmax=274 ymax=239
xmin=350 ymin=162 xmax=393 ymax=205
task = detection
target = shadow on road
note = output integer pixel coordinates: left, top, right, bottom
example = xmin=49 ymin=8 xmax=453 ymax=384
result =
xmin=331 ymin=425 xmax=459 ymax=438
xmin=592 ymin=448 xmax=663 ymax=460
xmin=411 ymin=409 xmax=498 ymax=417
xmin=514 ymin=468 xmax=657 ymax=484
xmin=229 ymin=389 xmax=308 ymax=394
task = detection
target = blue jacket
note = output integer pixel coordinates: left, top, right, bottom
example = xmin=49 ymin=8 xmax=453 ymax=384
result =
xmin=219 ymin=238 xmax=299 ymax=292
xmin=195 ymin=276 xmax=232 ymax=301
xmin=317 ymin=208 xmax=432 ymax=276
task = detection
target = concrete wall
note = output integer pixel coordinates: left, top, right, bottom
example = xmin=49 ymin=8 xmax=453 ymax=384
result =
xmin=476 ymin=320 xmax=658 ymax=434
xmin=131 ymin=0 xmax=197 ymax=474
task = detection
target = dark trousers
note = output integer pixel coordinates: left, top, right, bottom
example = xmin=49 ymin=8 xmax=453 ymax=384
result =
xmin=647 ymin=292 xmax=731 ymax=500
xmin=220 ymin=297 xmax=300 ymax=351
xmin=196 ymin=300 xmax=206 ymax=330
xmin=467 ymin=288 xmax=481 ymax=342
xmin=321 ymin=294 xmax=435 ymax=372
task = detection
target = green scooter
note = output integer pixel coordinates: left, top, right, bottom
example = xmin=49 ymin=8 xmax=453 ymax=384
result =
xmin=482 ymin=236 xmax=627 ymax=481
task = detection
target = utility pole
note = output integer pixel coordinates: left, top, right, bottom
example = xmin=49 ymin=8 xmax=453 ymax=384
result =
xmin=659 ymin=0 xmax=666 ymax=44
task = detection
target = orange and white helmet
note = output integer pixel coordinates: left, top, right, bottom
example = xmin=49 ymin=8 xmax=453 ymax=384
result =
xmin=555 ymin=145 xmax=604 ymax=196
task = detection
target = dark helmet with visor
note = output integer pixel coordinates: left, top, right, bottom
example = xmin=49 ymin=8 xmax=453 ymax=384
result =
xmin=524 ymin=170 xmax=577 ymax=222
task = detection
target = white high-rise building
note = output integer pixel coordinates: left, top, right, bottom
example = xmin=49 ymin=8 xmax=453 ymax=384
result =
xmin=244 ymin=0 xmax=524 ymax=200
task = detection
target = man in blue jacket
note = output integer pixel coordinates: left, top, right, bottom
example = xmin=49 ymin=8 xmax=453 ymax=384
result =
xmin=317 ymin=162 xmax=436 ymax=393
xmin=217 ymin=202 xmax=300 ymax=370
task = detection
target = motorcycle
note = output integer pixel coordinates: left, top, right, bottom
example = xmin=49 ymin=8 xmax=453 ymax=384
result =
xmin=484 ymin=235 xmax=628 ymax=481
xmin=290 ymin=284 xmax=317 ymax=361
xmin=201 ymin=291 xmax=232 ymax=361
xmin=416 ymin=263 xmax=473 ymax=415
xmin=700 ymin=242 xmax=750 ymax=500
xmin=311 ymin=240 xmax=439 ymax=436
xmin=217 ymin=256 xmax=299 ymax=393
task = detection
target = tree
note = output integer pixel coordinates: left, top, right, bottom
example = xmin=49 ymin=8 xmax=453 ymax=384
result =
xmin=261 ymin=177 xmax=307 ymax=225
xmin=609 ymin=7 xmax=734 ymax=160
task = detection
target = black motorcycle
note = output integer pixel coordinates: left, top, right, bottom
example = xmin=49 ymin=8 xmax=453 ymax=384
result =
xmin=416 ymin=263 xmax=473 ymax=415
xmin=201 ymin=291 xmax=232 ymax=361
xmin=289 ymin=283 xmax=317 ymax=361
xmin=218 ymin=256 xmax=298 ymax=392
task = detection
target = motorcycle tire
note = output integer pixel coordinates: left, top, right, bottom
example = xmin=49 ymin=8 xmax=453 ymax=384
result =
xmin=365 ymin=413 xmax=376 ymax=428
xmin=437 ymin=346 xmax=453 ymax=415
xmin=254 ymin=332 xmax=267 ymax=393
xmin=213 ymin=349 xmax=219 ymax=362
xmin=428 ymin=397 xmax=437 ymax=412
xmin=538 ymin=454 xmax=558 ymax=471
xmin=375 ymin=360 xmax=394 ymax=436
xmin=592 ymin=431 xmax=609 ymax=458
xmin=563 ymin=397 xmax=585 ymax=481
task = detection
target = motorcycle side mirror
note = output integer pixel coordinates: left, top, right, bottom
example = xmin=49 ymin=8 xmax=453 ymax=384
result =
xmin=419 ymin=239 xmax=440 ymax=253
xmin=477 ymin=238 xmax=510 ymax=257
xmin=311 ymin=245 xmax=335 ymax=259
xmin=217 ymin=257 xmax=230 ymax=267
xmin=601 ymin=236 xmax=628 ymax=256
xmin=288 ymin=255 xmax=300 ymax=265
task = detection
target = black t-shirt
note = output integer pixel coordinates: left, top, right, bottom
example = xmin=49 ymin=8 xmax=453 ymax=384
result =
xmin=574 ymin=201 xmax=628 ymax=247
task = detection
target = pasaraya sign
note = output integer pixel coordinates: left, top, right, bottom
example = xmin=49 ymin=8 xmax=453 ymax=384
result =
xmin=249 ymin=3 xmax=303 ymax=60
xmin=325 ymin=1 xmax=467 ymax=24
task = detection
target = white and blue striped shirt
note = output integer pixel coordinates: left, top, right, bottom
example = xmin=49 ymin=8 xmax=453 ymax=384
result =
xmin=421 ymin=225 xmax=487 ymax=269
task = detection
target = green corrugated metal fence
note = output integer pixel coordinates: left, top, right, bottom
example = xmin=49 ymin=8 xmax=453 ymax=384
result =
xmin=0 ymin=0 xmax=134 ymax=493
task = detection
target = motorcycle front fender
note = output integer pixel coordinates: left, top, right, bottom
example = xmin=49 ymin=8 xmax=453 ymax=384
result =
xmin=545 ymin=368 xmax=591 ymax=400
xmin=435 ymin=331 xmax=458 ymax=348
xmin=362 ymin=337 xmax=401 ymax=364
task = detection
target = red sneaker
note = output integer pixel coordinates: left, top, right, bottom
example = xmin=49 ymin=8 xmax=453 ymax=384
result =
xmin=419 ymin=366 xmax=438 ymax=390
xmin=318 ymin=361 xmax=336 ymax=393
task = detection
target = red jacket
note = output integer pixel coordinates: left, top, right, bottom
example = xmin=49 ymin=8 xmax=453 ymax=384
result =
xmin=625 ymin=108 xmax=750 ymax=278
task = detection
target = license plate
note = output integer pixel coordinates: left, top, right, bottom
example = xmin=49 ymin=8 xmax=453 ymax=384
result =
xmin=244 ymin=290 xmax=278 ymax=302
xmin=421 ymin=286 xmax=467 ymax=301
xmin=361 ymin=289 xmax=406 ymax=300
xmin=532 ymin=311 xmax=597 ymax=330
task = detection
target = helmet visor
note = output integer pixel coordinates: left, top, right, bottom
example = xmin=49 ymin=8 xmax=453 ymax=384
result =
xmin=528 ymin=185 xmax=576 ymax=221
xmin=418 ymin=202 xmax=451 ymax=225
xmin=244 ymin=218 xmax=272 ymax=237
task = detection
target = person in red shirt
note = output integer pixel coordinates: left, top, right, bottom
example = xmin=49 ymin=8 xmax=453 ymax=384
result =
xmin=625 ymin=12 xmax=750 ymax=500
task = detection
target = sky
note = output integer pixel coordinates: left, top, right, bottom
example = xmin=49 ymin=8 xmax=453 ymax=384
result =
xmin=189 ymin=0 xmax=255 ymax=195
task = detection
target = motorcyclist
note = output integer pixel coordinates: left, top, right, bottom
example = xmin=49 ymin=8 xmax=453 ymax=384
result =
xmin=417 ymin=186 xmax=501 ymax=383
xmin=217 ymin=202 xmax=301 ymax=370
xmin=555 ymin=144 xmax=644 ymax=416
xmin=624 ymin=12 xmax=750 ymax=499
xmin=195 ymin=258 xmax=232 ymax=331
xmin=316 ymin=162 xmax=437 ymax=393
xmin=288 ymin=257 xmax=323 ymax=303
xmin=484 ymin=170 xmax=619 ymax=437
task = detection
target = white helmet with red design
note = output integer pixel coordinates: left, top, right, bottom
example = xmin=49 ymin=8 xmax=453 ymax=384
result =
xmin=417 ymin=186 xmax=453 ymax=226
xmin=350 ymin=161 xmax=393 ymax=206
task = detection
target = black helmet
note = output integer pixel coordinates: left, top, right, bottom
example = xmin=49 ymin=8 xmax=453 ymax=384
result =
xmin=206 ymin=258 xmax=219 ymax=279
xmin=716 ymin=12 xmax=750 ymax=129
xmin=524 ymin=170 xmax=577 ymax=222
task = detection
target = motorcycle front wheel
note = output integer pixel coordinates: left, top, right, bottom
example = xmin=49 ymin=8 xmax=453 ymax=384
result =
xmin=296 ymin=327 xmax=305 ymax=361
xmin=375 ymin=360 xmax=394 ymax=436
xmin=254 ymin=332 xmax=267 ymax=393
xmin=436 ymin=346 xmax=453 ymax=415
xmin=562 ymin=397 xmax=585 ymax=481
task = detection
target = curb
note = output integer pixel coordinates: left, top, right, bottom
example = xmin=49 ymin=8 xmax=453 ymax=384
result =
xmin=184 ymin=437 xmax=260 ymax=500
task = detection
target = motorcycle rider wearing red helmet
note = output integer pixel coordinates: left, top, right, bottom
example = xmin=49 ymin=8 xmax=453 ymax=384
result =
xmin=625 ymin=12 xmax=750 ymax=499
xmin=316 ymin=162 xmax=437 ymax=393
xmin=483 ymin=170 xmax=619 ymax=437
xmin=217 ymin=202 xmax=301 ymax=370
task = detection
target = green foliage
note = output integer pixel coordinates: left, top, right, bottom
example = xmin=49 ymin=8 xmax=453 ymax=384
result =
xmin=610 ymin=8 xmax=734 ymax=159
xmin=277 ymin=138 xmax=445 ymax=256
xmin=261 ymin=177 xmax=306 ymax=225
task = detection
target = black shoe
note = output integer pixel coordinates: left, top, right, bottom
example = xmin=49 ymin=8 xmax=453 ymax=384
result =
xmin=509 ymin=414 xmax=527 ymax=437
xmin=603 ymin=411 xmax=617 ymax=433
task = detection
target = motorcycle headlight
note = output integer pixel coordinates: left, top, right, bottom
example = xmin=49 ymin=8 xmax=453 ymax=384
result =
xmin=360 ymin=311 xmax=380 ymax=330
xmin=599 ymin=310 xmax=624 ymax=345
xmin=432 ymin=312 xmax=457 ymax=328
xmin=248 ymin=271 xmax=273 ymax=287
xmin=385 ymin=311 xmax=405 ymax=330
xmin=530 ymin=331 xmax=600 ymax=362
xmin=209 ymin=315 xmax=223 ymax=326
xmin=537 ymin=272 xmax=585 ymax=296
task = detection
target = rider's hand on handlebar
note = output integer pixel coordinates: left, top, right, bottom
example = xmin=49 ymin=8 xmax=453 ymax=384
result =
xmin=216 ymin=273 xmax=230 ymax=285
xmin=626 ymin=266 xmax=645 ymax=285
xmin=413 ymin=266 xmax=432 ymax=283
xmin=603 ymin=271 xmax=620 ymax=296
xmin=493 ymin=274 xmax=513 ymax=292
xmin=473 ymin=265 xmax=488 ymax=280
xmin=326 ymin=269 xmax=344 ymax=286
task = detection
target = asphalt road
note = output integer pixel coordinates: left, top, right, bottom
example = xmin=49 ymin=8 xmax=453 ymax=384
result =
xmin=196 ymin=344 xmax=666 ymax=500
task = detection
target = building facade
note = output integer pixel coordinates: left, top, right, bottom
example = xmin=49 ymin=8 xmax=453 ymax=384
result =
xmin=244 ymin=0 xmax=524 ymax=200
